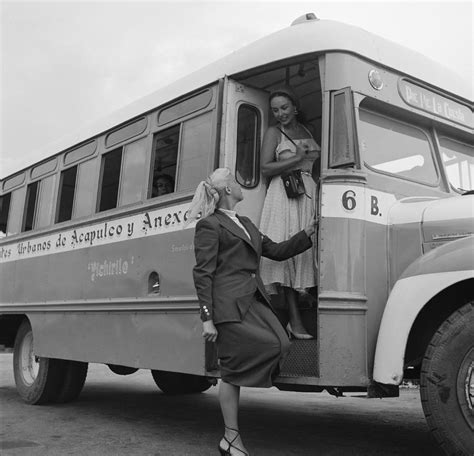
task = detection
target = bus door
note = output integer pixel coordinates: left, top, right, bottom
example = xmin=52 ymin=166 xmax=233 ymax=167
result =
xmin=222 ymin=79 xmax=321 ymax=385
xmin=221 ymin=79 xmax=269 ymax=226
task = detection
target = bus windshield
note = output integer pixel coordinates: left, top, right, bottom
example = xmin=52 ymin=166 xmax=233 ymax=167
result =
xmin=439 ymin=136 xmax=474 ymax=192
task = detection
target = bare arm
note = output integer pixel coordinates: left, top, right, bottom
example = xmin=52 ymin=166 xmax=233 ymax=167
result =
xmin=261 ymin=126 xmax=305 ymax=178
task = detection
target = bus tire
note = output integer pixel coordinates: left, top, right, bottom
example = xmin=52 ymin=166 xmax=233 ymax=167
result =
xmin=53 ymin=361 xmax=88 ymax=403
xmin=13 ymin=320 xmax=67 ymax=405
xmin=151 ymin=370 xmax=212 ymax=394
xmin=420 ymin=301 xmax=474 ymax=456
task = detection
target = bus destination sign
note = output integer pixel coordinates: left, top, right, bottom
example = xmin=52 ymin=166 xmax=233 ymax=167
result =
xmin=398 ymin=79 xmax=472 ymax=127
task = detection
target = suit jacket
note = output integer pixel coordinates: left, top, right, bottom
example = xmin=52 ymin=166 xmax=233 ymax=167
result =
xmin=193 ymin=210 xmax=312 ymax=324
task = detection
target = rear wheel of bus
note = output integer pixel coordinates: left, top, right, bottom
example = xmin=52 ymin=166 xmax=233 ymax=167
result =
xmin=13 ymin=320 xmax=83 ymax=404
xmin=53 ymin=360 xmax=88 ymax=403
xmin=151 ymin=370 xmax=212 ymax=394
xmin=420 ymin=302 xmax=474 ymax=456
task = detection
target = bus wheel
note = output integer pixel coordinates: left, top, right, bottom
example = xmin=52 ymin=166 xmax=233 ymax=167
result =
xmin=13 ymin=320 xmax=67 ymax=405
xmin=420 ymin=301 xmax=474 ymax=456
xmin=53 ymin=361 xmax=88 ymax=403
xmin=151 ymin=370 xmax=212 ymax=394
xmin=108 ymin=364 xmax=138 ymax=376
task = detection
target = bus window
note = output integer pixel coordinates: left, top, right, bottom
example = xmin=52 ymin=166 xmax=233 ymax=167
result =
xmin=36 ymin=174 xmax=56 ymax=228
xmin=235 ymin=104 xmax=260 ymax=188
xmin=439 ymin=137 xmax=474 ymax=192
xmin=98 ymin=148 xmax=123 ymax=212
xmin=22 ymin=181 xmax=39 ymax=232
xmin=56 ymin=166 xmax=78 ymax=223
xmin=64 ymin=140 xmax=97 ymax=166
xmin=158 ymin=90 xmax=213 ymax=126
xmin=74 ymin=159 xmax=97 ymax=218
xmin=329 ymin=88 xmax=357 ymax=168
xmin=119 ymin=138 xmax=148 ymax=206
xmin=0 ymin=193 xmax=11 ymax=237
xmin=359 ymin=109 xmax=438 ymax=185
xmin=31 ymin=158 xmax=57 ymax=180
xmin=177 ymin=112 xmax=215 ymax=192
xmin=150 ymin=125 xmax=179 ymax=198
xmin=3 ymin=172 xmax=25 ymax=192
xmin=105 ymin=117 xmax=147 ymax=148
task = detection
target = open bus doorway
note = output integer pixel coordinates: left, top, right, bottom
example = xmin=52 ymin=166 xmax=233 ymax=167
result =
xmin=225 ymin=58 xmax=323 ymax=382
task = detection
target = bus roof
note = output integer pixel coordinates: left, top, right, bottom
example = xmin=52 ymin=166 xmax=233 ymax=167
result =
xmin=3 ymin=17 xmax=472 ymax=180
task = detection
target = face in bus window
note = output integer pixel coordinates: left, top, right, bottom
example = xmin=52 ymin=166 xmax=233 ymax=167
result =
xmin=152 ymin=174 xmax=174 ymax=197
xmin=270 ymin=95 xmax=296 ymax=127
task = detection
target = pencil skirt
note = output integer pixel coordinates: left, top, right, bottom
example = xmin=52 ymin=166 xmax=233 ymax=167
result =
xmin=216 ymin=298 xmax=291 ymax=388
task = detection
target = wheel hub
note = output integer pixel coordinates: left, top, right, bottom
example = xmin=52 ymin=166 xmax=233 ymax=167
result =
xmin=459 ymin=347 xmax=474 ymax=430
xmin=465 ymin=360 xmax=473 ymax=411
xmin=19 ymin=331 xmax=39 ymax=385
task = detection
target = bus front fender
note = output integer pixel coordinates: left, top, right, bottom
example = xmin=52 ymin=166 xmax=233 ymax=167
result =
xmin=373 ymin=237 xmax=474 ymax=385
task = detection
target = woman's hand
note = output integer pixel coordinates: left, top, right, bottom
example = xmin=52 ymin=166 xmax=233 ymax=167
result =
xmin=304 ymin=215 xmax=319 ymax=237
xmin=202 ymin=320 xmax=218 ymax=343
xmin=295 ymin=144 xmax=307 ymax=159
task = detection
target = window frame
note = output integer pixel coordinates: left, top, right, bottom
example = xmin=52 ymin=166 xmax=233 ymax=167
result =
xmin=234 ymin=102 xmax=261 ymax=189
xmin=56 ymin=165 xmax=79 ymax=223
xmin=0 ymin=192 xmax=12 ymax=237
xmin=21 ymin=180 xmax=40 ymax=232
xmin=96 ymin=147 xmax=124 ymax=213
xmin=359 ymin=107 xmax=441 ymax=187
xmin=149 ymin=124 xmax=181 ymax=199
xmin=329 ymin=87 xmax=359 ymax=169
xmin=436 ymin=132 xmax=474 ymax=194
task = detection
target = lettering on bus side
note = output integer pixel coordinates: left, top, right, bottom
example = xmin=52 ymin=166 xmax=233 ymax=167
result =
xmin=341 ymin=189 xmax=381 ymax=217
xmin=88 ymin=256 xmax=134 ymax=282
xmin=0 ymin=203 xmax=194 ymax=264
xmin=322 ymin=185 xmax=397 ymax=224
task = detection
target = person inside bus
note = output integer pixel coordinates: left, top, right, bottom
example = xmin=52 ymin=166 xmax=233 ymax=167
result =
xmin=259 ymin=86 xmax=321 ymax=340
xmin=152 ymin=172 xmax=174 ymax=197
xmin=187 ymin=168 xmax=316 ymax=456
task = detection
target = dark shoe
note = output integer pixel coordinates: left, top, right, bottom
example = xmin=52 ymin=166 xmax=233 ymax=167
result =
xmin=218 ymin=427 xmax=249 ymax=455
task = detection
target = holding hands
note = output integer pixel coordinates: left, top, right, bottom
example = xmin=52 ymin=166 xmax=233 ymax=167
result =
xmin=304 ymin=214 xmax=319 ymax=237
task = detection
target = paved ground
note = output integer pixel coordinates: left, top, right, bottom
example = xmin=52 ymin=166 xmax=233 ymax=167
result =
xmin=0 ymin=353 xmax=442 ymax=455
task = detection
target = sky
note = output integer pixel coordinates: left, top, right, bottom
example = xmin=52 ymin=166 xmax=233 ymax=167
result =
xmin=0 ymin=0 xmax=472 ymax=179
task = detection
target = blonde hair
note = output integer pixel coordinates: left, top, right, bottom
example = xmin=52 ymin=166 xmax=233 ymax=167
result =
xmin=185 ymin=168 xmax=232 ymax=225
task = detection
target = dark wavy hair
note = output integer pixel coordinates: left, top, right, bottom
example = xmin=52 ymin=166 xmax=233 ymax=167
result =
xmin=269 ymin=86 xmax=306 ymax=124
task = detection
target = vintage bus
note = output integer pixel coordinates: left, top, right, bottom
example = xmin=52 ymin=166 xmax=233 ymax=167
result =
xmin=0 ymin=13 xmax=472 ymax=456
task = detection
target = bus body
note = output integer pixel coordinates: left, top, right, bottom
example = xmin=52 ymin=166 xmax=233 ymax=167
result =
xmin=0 ymin=15 xmax=472 ymax=455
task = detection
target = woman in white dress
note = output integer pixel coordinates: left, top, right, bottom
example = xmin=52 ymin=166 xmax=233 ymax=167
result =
xmin=259 ymin=86 xmax=320 ymax=339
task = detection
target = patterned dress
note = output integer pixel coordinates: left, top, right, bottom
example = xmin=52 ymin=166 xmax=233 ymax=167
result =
xmin=259 ymin=125 xmax=318 ymax=294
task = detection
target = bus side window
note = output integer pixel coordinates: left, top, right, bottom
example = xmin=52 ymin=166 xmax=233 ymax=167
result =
xmin=150 ymin=125 xmax=179 ymax=198
xmin=119 ymin=137 xmax=148 ymax=206
xmin=235 ymin=104 xmax=260 ymax=188
xmin=56 ymin=166 xmax=78 ymax=223
xmin=35 ymin=174 xmax=56 ymax=229
xmin=329 ymin=88 xmax=358 ymax=168
xmin=0 ymin=193 xmax=12 ymax=237
xmin=22 ymin=181 xmax=40 ymax=232
xmin=176 ymin=112 xmax=215 ymax=192
xmin=98 ymin=148 xmax=123 ymax=212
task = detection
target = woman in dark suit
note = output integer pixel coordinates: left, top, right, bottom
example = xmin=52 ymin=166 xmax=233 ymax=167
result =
xmin=188 ymin=168 xmax=316 ymax=456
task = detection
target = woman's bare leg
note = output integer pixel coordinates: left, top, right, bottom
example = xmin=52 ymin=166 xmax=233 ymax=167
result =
xmin=219 ymin=381 xmax=248 ymax=454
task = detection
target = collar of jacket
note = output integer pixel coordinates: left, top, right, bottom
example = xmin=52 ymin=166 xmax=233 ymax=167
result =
xmin=214 ymin=210 xmax=258 ymax=253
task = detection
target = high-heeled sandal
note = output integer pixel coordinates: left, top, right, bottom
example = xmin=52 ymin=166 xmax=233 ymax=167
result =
xmin=218 ymin=426 xmax=249 ymax=455
xmin=287 ymin=323 xmax=313 ymax=340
